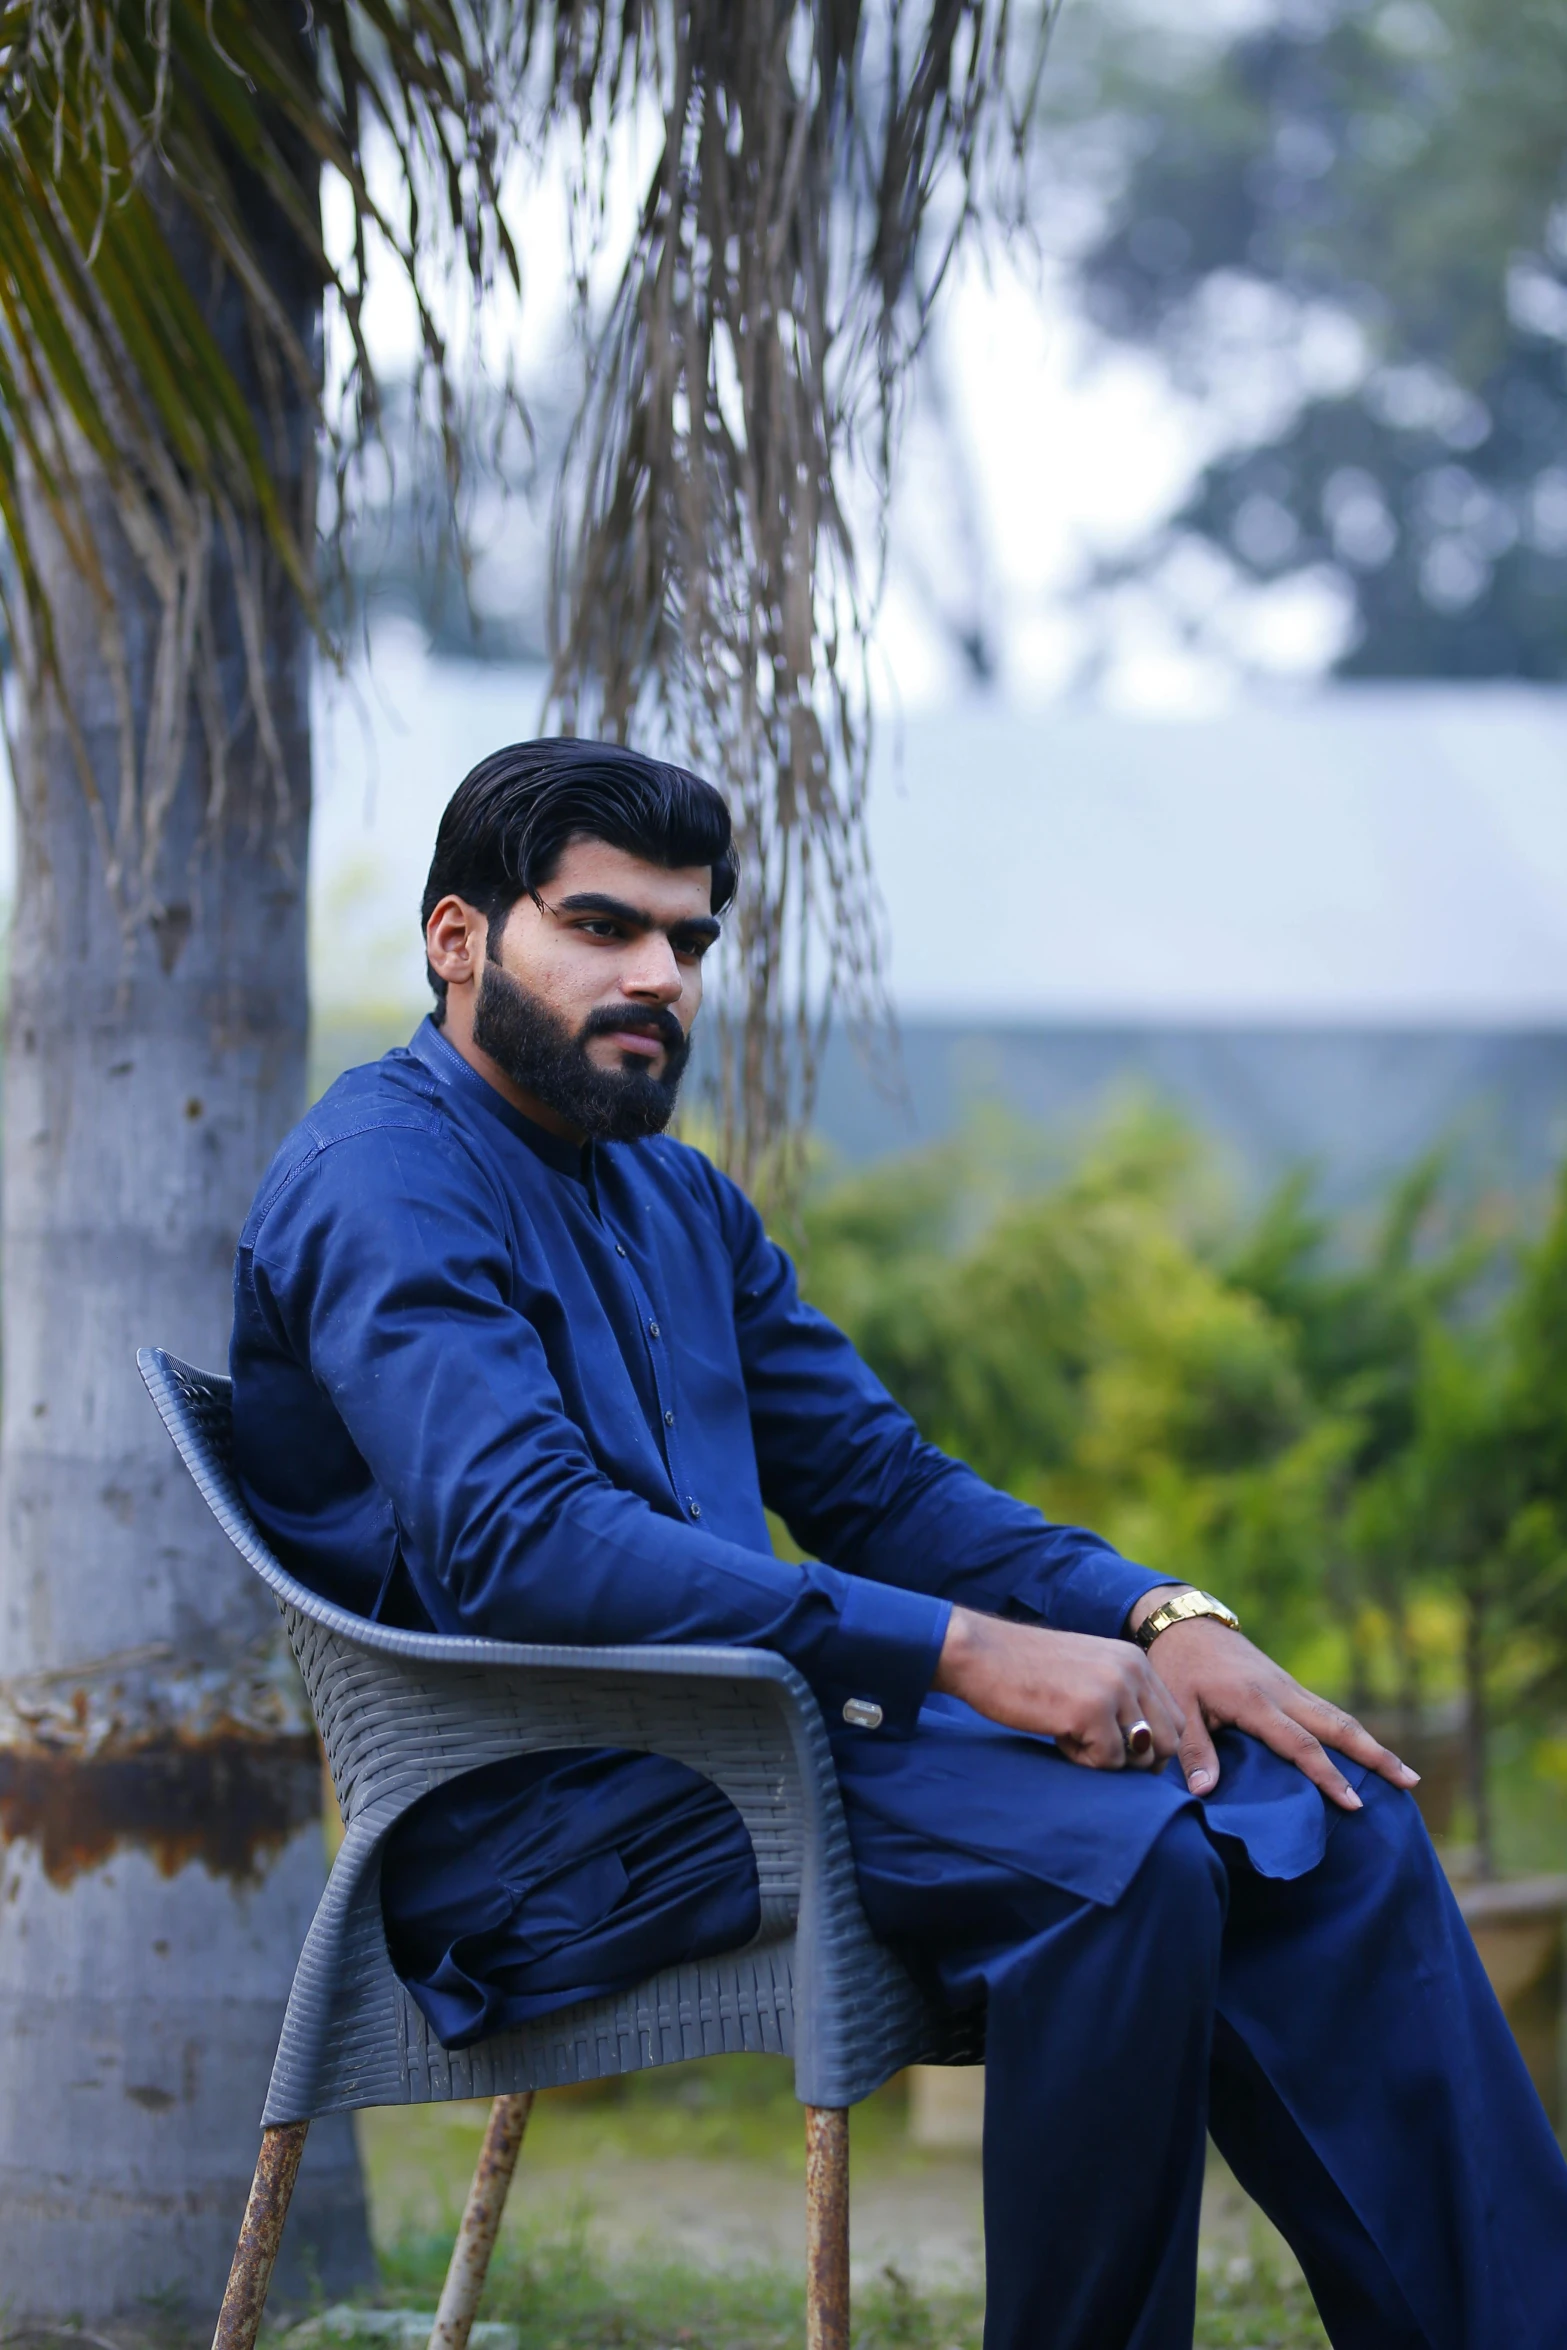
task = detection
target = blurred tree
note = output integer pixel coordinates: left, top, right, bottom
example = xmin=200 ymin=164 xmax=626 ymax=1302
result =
xmin=1403 ymin=1325 xmax=1518 ymax=1872
xmin=1509 ymin=1161 xmax=1567 ymax=1519
xmin=1063 ymin=0 xmax=1567 ymax=674
xmin=803 ymin=1111 xmax=1327 ymax=1657
xmin=1496 ymin=1163 xmax=1567 ymax=1725
xmin=0 ymin=0 xmax=1032 ymax=2314
xmin=801 ymin=1109 xmax=1567 ymax=1861
xmin=1228 ymin=1156 xmax=1490 ymax=1708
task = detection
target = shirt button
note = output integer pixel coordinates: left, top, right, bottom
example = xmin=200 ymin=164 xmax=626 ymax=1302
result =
xmin=842 ymin=1698 xmax=883 ymax=1730
xmin=688 ymin=1499 xmax=701 ymax=1519
xmin=648 ymin=1320 xmax=661 ymax=1337
xmin=615 ymin=1243 xmax=627 ymax=1257
xmin=664 ymin=1410 xmax=675 ymax=1426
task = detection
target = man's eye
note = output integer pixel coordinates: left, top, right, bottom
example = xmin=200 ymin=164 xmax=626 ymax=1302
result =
xmin=578 ymin=919 xmax=625 ymax=940
xmin=674 ymin=936 xmax=711 ymax=961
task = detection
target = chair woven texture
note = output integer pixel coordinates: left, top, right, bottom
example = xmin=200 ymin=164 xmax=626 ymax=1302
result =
xmin=138 ymin=1348 xmax=980 ymax=2126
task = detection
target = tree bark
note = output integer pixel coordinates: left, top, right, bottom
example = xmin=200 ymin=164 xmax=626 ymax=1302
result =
xmin=0 ymin=90 xmax=372 ymax=2320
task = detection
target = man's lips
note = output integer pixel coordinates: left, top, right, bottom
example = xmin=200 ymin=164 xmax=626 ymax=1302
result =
xmin=600 ymin=1029 xmax=665 ymax=1060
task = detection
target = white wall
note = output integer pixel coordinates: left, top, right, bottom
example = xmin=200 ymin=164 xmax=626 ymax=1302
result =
xmin=310 ymin=649 xmax=1567 ymax=1025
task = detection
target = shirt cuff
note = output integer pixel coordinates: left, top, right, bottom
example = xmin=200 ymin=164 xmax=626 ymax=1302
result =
xmin=818 ymin=1576 xmax=952 ymax=1734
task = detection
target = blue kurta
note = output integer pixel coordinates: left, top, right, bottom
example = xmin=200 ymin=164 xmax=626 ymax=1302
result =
xmin=230 ymin=1020 xmax=1353 ymax=2037
xmin=234 ymin=1019 xmax=1166 ymax=1698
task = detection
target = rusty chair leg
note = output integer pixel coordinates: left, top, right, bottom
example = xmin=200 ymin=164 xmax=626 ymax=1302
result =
xmin=211 ymin=2120 xmax=309 ymax=2350
xmin=805 ymin=2105 xmax=850 ymax=2350
xmin=429 ymin=2092 xmax=536 ymax=2350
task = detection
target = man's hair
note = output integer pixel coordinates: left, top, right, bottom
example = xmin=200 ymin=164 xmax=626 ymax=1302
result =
xmin=420 ymin=738 xmax=738 ymax=1018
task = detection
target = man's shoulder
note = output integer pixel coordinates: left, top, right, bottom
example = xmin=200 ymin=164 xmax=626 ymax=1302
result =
xmin=240 ymin=1043 xmax=479 ymax=1249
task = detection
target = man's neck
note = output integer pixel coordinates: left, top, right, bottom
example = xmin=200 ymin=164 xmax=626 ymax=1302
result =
xmin=436 ymin=1010 xmax=587 ymax=1146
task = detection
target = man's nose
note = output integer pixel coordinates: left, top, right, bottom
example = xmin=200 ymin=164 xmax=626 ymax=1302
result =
xmin=621 ymin=935 xmax=684 ymax=1001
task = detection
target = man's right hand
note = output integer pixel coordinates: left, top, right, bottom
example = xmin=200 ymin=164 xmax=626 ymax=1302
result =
xmin=933 ymin=1605 xmax=1185 ymax=1771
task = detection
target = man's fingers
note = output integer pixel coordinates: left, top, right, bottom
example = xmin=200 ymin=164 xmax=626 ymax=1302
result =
xmin=1139 ymin=1659 xmax=1185 ymax=1746
xmin=1176 ymin=1712 xmax=1221 ymax=1797
xmin=1119 ymin=1667 xmax=1183 ymax=1767
xmin=1255 ymin=1702 xmax=1363 ymax=1810
xmin=1070 ymin=1663 xmax=1184 ymax=1773
xmin=1148 ymin=1679 xmax=1185 ymax=1758
xmin=1070 ymin=1712 xmax=1134 ymax=1772
xmin=1129 ymin=1620 xmax=1425 ymax=1804
xmin=1297 ymin=1693 xmax=1421 ymax=1791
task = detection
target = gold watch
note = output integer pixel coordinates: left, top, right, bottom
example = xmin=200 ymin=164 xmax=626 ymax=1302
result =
xmin=1133 ymin=1588 xmax=1241 ymax=1650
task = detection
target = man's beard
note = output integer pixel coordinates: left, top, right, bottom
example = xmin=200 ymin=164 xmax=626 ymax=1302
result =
xmin=471 ymin=961 xmax=691 ymax=1142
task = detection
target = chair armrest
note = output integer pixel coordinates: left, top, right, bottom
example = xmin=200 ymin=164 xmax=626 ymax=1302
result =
xmin=282 ymin=1605 xmax=934 ymax=2107
xmin=292 ymin=1608 xmax=844 ymax=1929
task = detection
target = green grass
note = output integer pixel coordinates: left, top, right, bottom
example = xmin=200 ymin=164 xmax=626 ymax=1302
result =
xmin=360 ymin=2222 xmax=1328 ymax=2350
xmin=355 ymin=2061 xmax=918 ymax=2247
xmin=1193 ymin=2264 xmax=1330 ymax=2348
xmin=343 ymin=2059 xmax=1327 ymax=2349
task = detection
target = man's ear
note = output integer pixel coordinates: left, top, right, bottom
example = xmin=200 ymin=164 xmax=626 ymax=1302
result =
xmin=424 ymin=895 xmax=486 ymax=993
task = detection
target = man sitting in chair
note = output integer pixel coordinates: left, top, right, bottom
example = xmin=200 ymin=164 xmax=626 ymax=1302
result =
xmin=233 ymin=740 xmax=1567 ymax=2350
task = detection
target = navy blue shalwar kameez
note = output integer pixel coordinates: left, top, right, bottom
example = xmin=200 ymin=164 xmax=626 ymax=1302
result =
xmin=232 ymin=1022 xmax=1567 ymax=2350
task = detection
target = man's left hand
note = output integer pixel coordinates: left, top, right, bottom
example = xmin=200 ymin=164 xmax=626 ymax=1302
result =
xmin=1127 ymin=1595 xmax=1421 ymax=1811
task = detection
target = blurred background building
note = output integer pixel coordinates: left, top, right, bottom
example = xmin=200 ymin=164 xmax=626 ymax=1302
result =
xmin=311 ymin=661 xmax=1567 ymax=1211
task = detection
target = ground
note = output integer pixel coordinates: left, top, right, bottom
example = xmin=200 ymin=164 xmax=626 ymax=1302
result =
xmin=342 ymin=2058 xmax=1330 ymax=2350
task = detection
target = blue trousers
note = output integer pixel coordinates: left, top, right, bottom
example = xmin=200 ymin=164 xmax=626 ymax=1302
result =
xmin=851 ymin=1755 xmax=1567 ymax=2349
xmin=385 ymin=1717 xmax=1567 ymax=2348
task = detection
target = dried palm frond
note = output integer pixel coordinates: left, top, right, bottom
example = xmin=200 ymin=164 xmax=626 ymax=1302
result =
xmin=546 ymin=5 xmax=1041 ymax=1195
xmin=0 ymin=0 xmax=1042 ymax=1183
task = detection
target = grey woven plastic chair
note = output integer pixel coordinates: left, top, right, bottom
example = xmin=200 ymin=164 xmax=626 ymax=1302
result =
xmin=138 ymin=1347 xmax=980 ymax=2350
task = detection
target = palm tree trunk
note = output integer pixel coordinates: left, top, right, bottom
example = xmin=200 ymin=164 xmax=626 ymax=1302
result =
xmin=0 ymin=121 xmax=372 ymax=2318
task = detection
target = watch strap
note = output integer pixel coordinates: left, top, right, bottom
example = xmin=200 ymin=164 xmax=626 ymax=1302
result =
xmin=1133 ymin=1588 xmax=1241 ymax=1650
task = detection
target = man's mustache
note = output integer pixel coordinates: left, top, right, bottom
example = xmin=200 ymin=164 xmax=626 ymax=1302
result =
xmin=578 ymin=1005 xmax=688 ymax=1054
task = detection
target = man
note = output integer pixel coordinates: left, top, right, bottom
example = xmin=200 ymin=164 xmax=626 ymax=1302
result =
xmin=233 ymin=740 xmax=1567 ymax=2349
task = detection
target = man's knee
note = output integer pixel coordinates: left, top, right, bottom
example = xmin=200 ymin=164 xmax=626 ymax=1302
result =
xmin=1130 ymin=1808 xmax=1227 ymax=1960
xmin=1347 ymin=1770 xmax=1443 ymax=1907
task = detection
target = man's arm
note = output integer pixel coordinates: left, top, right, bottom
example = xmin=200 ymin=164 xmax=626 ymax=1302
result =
xmin=237 ymin=1126 xmax=951 ymax=1731
xmin=715 ymin=1160 xmax=1176 ymax=1640
xmin=715 ymin=1162 xmax=1418 ymax=1805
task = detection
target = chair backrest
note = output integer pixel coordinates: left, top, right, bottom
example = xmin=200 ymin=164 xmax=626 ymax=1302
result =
xmin=139 ymin=1347 xmax=310 ymax=1604
xmin=139 ymin=1346 xmax=457 ymax=1662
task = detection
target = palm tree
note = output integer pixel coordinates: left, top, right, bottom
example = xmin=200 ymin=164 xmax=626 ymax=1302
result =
xmin=0 ymin=0 xmax=1030 ymax=2315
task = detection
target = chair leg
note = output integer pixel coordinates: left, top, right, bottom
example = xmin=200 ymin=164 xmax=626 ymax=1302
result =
xmin=211 ymin=2120 xmax=310 ymax=2350
xmin=429 ymin=2092 xmax=536 ymax=2350
xmin=804 ymin=2106 xmax=850 ymax=2350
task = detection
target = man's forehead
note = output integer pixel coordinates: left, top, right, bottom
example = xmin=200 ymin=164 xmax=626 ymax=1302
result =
xmin=549 ymin=836 xmax=716 ymax=916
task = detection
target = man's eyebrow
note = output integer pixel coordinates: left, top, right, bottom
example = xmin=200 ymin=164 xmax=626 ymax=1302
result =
xmin=550 ymin=890 xmax=722 ymax=943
